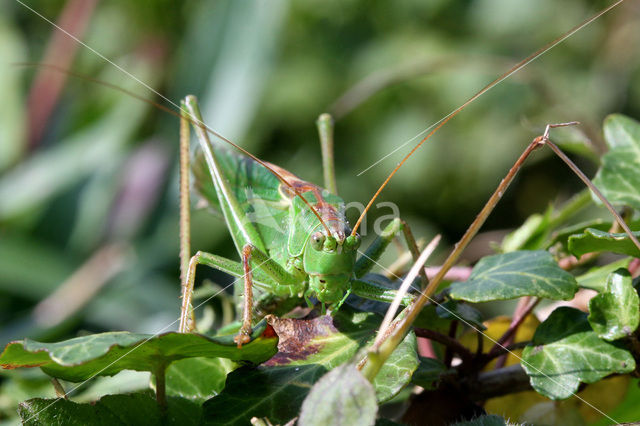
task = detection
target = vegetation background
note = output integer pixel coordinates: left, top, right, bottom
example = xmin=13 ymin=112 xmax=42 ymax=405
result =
xmin=1 ymin=0 xmax=640 ymax=423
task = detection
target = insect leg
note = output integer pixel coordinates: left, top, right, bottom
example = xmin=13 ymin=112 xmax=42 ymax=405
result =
xmin=178 ymin=101 xmax=195 ymax=330
xmin=317 ymin=113 xmax=338 ymax=195
xmin=179 ymin=249 xmax=302 ymax=335
xmin=236 ymin=243 xmax=305 ymax=346
xmin=351 ymin=278 xmax=415 ymax=306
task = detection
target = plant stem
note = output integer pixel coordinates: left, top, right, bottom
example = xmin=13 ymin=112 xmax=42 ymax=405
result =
xmin=414 ymin=327 xmax=473 ymax=363
xmin=51 ymin=378 xmax=67 ymax=399
xmin=154 ymin=363 xmax=168 ymax=415
xmin=489 ymin=297 xmax=539 ymax=367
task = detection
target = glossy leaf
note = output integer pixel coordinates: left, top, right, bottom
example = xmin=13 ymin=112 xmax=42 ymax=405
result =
xmin=201 ymin=312 xmax=418 ymax=425
xmin=165 ymin=357 xmax=234 ymax=402
xmin=549 ymin=219 xmax=610 ymax=251
xmin=18 ymin=391 xmax=200 ymax=426
xmin=568 ymin=228 xmax=640 ymax=257
xmin=449 ymin=251 xmax=577 ymax=303
xmin=593 ymin=114 xmax=640 ymax=210
xmin=522 ymin=307 xmax=635 ymax=399
xmin=0 ymin=321 xmax=277 ymax=382
xmin=298 ymin=364 xmax=377 ymax=426
xmin=576 ymin=257 xmax=632 ymax=292
xmin=588 ymin=269 xmax=639 ymax=341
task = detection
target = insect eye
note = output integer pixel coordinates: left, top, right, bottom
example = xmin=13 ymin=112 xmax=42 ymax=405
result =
xmin=311 ymin=232 xmax=325 ymax=250
xmin=323 ymin=236 xmax=337 ymax=251
xmin=344 ymin=235 xmax=361 ymax=251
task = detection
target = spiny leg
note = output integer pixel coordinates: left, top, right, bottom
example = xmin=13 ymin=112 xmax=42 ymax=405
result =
xmin=179 ymin=101 xmax=194 ymax=331
xmin=317 ymin=113 xmax=338 ymax=195
xmin=236 ymin=245 xmax=254 ymax=346
xmin=179 ymin=249 xmax=303 ymax=335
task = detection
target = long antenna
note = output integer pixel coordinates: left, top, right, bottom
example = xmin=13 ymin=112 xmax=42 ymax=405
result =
xmin=17 ymin=63 xmax=333 ymax=235
xmin=350 ymin=0 xmax=627 ymax=236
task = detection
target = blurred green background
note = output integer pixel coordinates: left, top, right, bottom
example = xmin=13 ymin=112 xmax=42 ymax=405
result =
xmin=1 ymin=0 xmax=640 ymax=422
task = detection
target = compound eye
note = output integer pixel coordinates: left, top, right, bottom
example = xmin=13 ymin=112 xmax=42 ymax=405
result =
xmin=323 ymin=236 xmax=337 ymax=251
xmin=311 ymin=232 xmax=325 ymax=251
xmin=344 ymin=234 xmax=361 ymax=251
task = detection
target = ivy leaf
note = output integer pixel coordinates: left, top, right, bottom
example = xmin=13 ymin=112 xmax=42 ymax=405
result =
xmin=593 ymin=114 xmax=640 ymax=210
xmin=576 ymin=257 xmax=632 ymax=291
xmin=549 ymin=219 xmax=610 ymax=251
xmin=164 ymin=358 xmax=234 ymax=402
xmin=201 ymin=311 xmax=418 ymax=425
xmin=588 ymin=269 xmax=640 ymax=341
xmin=522 ymin=307 xmax=635 ymax=400
xmin=18 ymin=391 xmax=200 ymax=426
xmin=298 ymin=364 xmax=377 ymax=426
xmin=0 ymin=321 xmax=277 ymax=382
xmin=568 ymin=228 xmax=640 ymax=257
xmin=449 ymin=251 xmax=577 ymax=303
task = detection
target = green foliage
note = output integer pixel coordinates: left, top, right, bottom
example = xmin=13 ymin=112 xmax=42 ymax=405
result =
xmin=298 ymin=364 xmax=377 ymax=426
xmin=18 ymin=391 xmax=201 ymax=426
xmin=0 ymin=321 xmax=276 ymax=381
xmin=3 ymin=1 xmax=640 ymax=424
xmin=449 ymin=251 xmax=578 ymax=302
xmin=588 ymin=269 xmax=640 ymax=341
xmin=569 ymin=228 xmax=640 ymax=257
xmin=522 ymin=307 xmax=635 ymax=400
xmin=593 ymin=115 xmax=640 ymax=210
xmin=200 ymin=312 xmax=418 ymax=424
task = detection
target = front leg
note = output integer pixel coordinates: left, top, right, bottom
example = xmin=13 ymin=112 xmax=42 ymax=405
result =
xmin=351 ymin=278 xmax=415 ymax=306
xmin=179 ymin=247 xmax=303 ymax=340
xmin=235 ymin=245 xmax=254 ymax=346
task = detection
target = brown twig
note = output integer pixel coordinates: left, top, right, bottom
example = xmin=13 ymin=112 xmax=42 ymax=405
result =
xmin=414 ymin=327 xmax=473 ymax=363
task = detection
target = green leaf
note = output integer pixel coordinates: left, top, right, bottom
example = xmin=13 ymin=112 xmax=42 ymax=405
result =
xmin=549 ymin=219 xmax=610 ymax=251
xmin=568 ymin=228 xmax=640 ymax=257
xmin=373 ymin=331 xmax=419 ymax=402
xmin=0 ymin=321 xmax=277 ymax=382
xmin=576 ymin=257 xmax=632 ymax=291
xmin=165 ymin=357 xmax=234 ymax=402
xmin=593 ymin=114 xmax=640 ymax=210
xmin=501 ymin=210 xmax=551 ymax=252
xmin=201 ymin=311 xmax=418 ymax=425
xmin=588 ymin=269 xmax=640 ymax=341
xmin=449 ymin=251 xmax=577 ymax=303
xmin=18 ymin=391 xmax=200 ymax=426
xmin=298 ymin=364 xmax=377 ymax=426
xmin=411 ymin=357 xmax=447 ymax=390
xmin=413 ymin=303 xmax=454 ymax=334
xmin=522 ymin=307 xmax=635 ymax=399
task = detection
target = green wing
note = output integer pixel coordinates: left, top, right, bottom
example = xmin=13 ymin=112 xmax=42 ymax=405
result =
xmin=192 ymin=145 xmax=292 ymax=264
